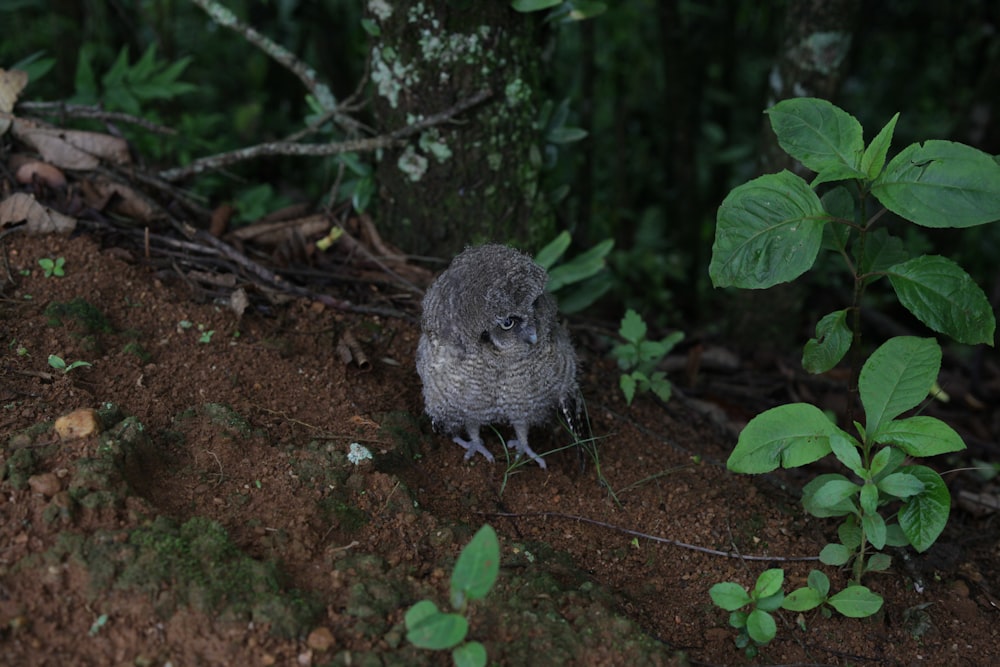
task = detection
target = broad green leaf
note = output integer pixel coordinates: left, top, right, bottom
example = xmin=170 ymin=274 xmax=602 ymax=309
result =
xmin=546 ymin=239 xmax=613 ymax=291
xmin=405 ymin=602 xmax=468 ymax=650
xmin=838 ymin=516 xmax=862 ymax=548
xmin=829 ymin=432 xmax=865 ymax=476
xmin=547 ymin=126 xmax=588 ymax=144
xmin=821 ymin=185 xmax=856 ymax=225
xmin=557 ymin=273 xmax=613 ymax=313
xmin=453 ymin=641 xmax=487 ymax=667
xmin=898 ymin=465 xmax=951 ymax=552
xmin=782 ymin=587 xmax=823 ymax=612
xmin=865 ymin=553 xmax=892 ymax=572
xmin=856 ymin=228 xmax=909 ymax=285
xmin=878 ymin=471 xmax=926 ymax=499
xmin=620 ymin=374 xmax=637 ymax=405
xmin=861 ymin=510 xmax=886 ymax=549
xmin=828 ymin=586 xmax=883 ymax=618
xmin=859 ymin=482 xmax=879 ymax=515
xmin=807 ymin=569 xmax=830 ymax=597
xmin=810 ymin=478 xmax=861 ymax=509
xmin=451 ymin=525 xmax=499 ymax=605
xmin=709 ymin=171 xmax=827 ymax=289
xmin=618 ymin=308 xmax=646 ymax=344
xmin=535 ymin=231 xmax=571 ymax=270
xmin=727 ymin=403 xmax=839 ymax=473
xmin=885 ymin=522 xmax=910 ymax=547
xmin=746 ymin=609 xmax=777 ymax=644
xmin=811 ymin=163 xmax=868 ymax=188
xmin=869 ymin=446 xmax=893 ymax=478
xmin=803 ymin=474 xmax=857 ymax=517
xmin=511 ymin=0 xmax=562 ymax=11
xmin=802 ymin=309 xmax=851 ymax=374
xmin=819 ymin=542 xmax=851 ymax=566
xmin=874 ymin=415 xmax=966 ymax=457
xmin=861 ymin=112 xmax=899 ymax=179
xmin=755 ymin=591 xmax=785 ymax=612
xmin=754 ymin=568 xmax=784 ymax=598
xmin=766 ymin=97 xmax=864 ymax=174
xmin=709 ymin=582 xmax=751 ymax=611
xmin=886 ymin=256 xmax=995 ymax=345
xmin=858 ymin=337 xmax=941 ymax=435
xmin=872 ymin=140 xmax=1000 ymax=228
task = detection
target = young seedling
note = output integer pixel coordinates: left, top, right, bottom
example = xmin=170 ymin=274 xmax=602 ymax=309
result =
xmin=48 ymin=354 xmax=92 ymax=373
xmin=612 ymin=309 xmax=683 ymax=405
xmin=708 ymin=96 xmax=999 ymax=640
xmin=38 ymin=257 xmax=66 ymax=277
xmin=710 ymin=568 xmax=882 ymax=657
xmin=405 ymin=524 xmax=500 ymax=667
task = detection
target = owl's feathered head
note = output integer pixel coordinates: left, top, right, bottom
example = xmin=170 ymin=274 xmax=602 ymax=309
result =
xmin=422 ymin=244 xmax=555 ymax=350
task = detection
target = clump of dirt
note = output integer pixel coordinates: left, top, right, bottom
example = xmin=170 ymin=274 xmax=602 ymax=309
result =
xmin=2 ymin=231 xmax=999 ymax=666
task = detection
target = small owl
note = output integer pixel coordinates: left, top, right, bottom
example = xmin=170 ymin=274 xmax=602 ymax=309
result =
xmin=416 ymin=244 xmax=579 ymax=469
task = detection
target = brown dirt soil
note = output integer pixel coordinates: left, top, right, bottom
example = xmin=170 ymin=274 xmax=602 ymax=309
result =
xmin=2 ymin=231 xmax=999 ymax=666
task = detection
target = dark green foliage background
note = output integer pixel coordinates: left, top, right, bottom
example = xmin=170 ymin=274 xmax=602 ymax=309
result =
xmin=2 ymin=0 xmax=998 ymax=331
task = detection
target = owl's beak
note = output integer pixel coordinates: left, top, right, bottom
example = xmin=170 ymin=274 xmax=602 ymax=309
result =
xmin=520 ymin=323 xmax=538 ymax=345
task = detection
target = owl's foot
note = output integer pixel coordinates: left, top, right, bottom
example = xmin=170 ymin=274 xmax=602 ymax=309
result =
xmin=506 ymin=439 xmax=547 ymax=469
xmin=453 ymin=436 xmax=495 ymax=463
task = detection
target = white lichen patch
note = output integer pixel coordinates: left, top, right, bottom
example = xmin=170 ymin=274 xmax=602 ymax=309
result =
xmin=397 ymin=145 xmax=429 ymax=181
xmin=419 ymin=129 xmax=453 ymax=163
xmin=371 ymin=46 xmax=417 ymax=109
xmin=367 ymin=0 xmax=392 ymax=21
xmin=347 ymin=442 xmax=373 ymax=465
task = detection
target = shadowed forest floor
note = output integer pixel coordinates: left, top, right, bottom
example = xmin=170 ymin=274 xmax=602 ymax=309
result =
xmin=2 ymin=231 xmax=999 ymax=666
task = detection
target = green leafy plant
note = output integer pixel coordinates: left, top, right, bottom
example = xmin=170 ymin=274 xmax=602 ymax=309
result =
xmin=405 ymin=524 xmax=500 ymax=667
xmin=38 ymin=257 xmax=65 ymax=277
xmin=710 ymin=568 xmax=882 ymax=657
xmin=535 ymin=231 xmax=614 ymax=313
xmin=73 ymin=43 xmax=196 ymax=115
xmin=611 ymin=309 xmax=683 ymax=405
xmin=48 ymin=354 xmax=92 ymax=373
xmin=709 ymin=97 xmax=999 ymax=625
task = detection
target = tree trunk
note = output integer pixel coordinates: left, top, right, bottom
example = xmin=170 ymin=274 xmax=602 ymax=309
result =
xmin=366 ymin=1 xmax=554 ymax=259
xmin=760 ymin=0 xmax=860 ymax=174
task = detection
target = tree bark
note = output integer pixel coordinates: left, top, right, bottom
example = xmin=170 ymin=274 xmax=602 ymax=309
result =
xmin=366 ymin=1 xmax=554 ymax=259
xmin=760 ymin=0 xmax=861 ymax=174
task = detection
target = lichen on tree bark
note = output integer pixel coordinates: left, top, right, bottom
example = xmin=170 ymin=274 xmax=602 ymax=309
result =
xmin=366 ymin=0 xmax=554 ymax=258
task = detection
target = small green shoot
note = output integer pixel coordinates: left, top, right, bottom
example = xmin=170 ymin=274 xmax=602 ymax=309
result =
xmin=535 ymin=231 xmax=614 ymax=313
xmin=38 ymin=257 xmax=66 ymax=277
xmin=406 ymin=524 xmax=499 ymax=667
xmin=710 ymin=568 xmax=882 ymax=657
xmin=48 ymin=354 xmax=92 ymax=373
xmin=612 ymin=309 xmax=683 ymax=405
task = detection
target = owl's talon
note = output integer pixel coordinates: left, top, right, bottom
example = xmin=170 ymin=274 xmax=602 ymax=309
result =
xmin=453 ymin=437 xmax=495 ymax=463
xmin=506 ymin=439 xmax=547 ymax=469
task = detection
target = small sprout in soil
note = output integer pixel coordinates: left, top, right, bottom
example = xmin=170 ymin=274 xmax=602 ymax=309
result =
xmin=88 ymin=613 xmax=109 ymax=637
xmin=612 ymin=309 xmax=683 ymax=406
xmin=38 ymin=256 xmax=66 ymax=277
xmin=48 ymin=354 xmax=92 ymax=373
xmin=406 ymin=524 xmax=499 ymax=667
xmin=198 ymin=330 xmax=215 ymax=343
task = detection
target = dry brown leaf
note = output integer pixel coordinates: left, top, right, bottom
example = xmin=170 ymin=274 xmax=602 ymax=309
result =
xmin=12 ymin=118 xmax=130 ymax=169
xmin=15 ymin=160 xmax=67 ymax=188
xmin=0 ymin=69 xmax=28 ymax=135
xmin=79 ymin=178 xmax=158 ymax=222
xmin=0 ymin=69 xmax=28 ymax=112
xmin=227 ymin=214 xmax=330 ymax=247
xmin=0 ymin=192 xmax=76 ymax=234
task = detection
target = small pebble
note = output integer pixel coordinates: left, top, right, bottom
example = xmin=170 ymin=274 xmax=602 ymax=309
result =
xmin=306 ymin=627 xmax=335 ymax=652
xmin=28 ymin=473 xmax=61 ymax=497
xmin=54 ymin=408 xmax=101 ymax=440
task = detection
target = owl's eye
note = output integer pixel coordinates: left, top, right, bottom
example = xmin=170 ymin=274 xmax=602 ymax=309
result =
xmin=499 ymin=316 xmax=516 ymax=330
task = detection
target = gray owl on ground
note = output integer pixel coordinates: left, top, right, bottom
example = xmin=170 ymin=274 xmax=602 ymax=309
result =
xmin=416 ymin=244 xmax=579 ymax=469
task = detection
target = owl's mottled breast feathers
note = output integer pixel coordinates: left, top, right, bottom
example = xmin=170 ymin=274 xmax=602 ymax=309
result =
xmin=415 ymin=244 xmax=580 ymax=468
